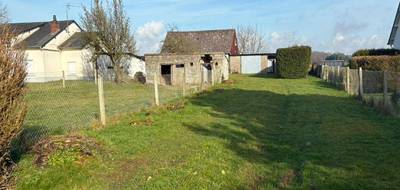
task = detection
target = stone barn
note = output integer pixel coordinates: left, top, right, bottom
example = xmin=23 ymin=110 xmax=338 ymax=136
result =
xmin=145 ymin=29 xmax=238 ymax=86
xmin=145 ymin=52 xmax=229 ymax=86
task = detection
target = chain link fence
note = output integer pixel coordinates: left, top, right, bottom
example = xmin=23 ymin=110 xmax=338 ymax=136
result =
xmin=13 ymin=71 xmax=204 ymax=156
xmin=319 ymin=65 xmax=400 ymax=116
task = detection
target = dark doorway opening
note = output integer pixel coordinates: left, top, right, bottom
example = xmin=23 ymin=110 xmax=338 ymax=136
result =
xmin=161 ymin=65 xmax=172 ymax=85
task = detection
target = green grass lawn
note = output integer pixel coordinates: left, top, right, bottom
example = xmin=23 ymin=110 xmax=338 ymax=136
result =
xmin=14 ymin=80 xmax=182 ymax=159
xmin=14 ymin=75 xmax=400 ymax=189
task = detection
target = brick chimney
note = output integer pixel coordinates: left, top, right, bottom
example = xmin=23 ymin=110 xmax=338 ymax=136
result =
xmin=50 ymin=15 xmax=60 ymax=33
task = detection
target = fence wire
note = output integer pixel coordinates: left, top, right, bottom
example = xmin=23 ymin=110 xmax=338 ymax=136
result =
xmin=14 ymin=73 xmax=202 ymax=155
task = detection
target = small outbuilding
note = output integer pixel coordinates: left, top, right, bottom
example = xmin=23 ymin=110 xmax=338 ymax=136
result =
xmin=145 ymin=29 xmax=238 ymax=86
xmin=145 ymin=52 xmax=229 ymax=86
xmin=230 ymin=53 xmax=276 ymax=74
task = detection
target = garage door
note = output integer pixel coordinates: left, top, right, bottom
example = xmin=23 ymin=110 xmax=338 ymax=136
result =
xmin=241 ymin=56 xmax=261 ymax=74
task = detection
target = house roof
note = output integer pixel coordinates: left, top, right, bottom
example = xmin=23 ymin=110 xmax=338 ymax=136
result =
xmin=59 ymin=32 xmax=87 ymax=50
xmin=161 ymin=29 xmax=236 ymax=54
xmin=8 ymin=20 xmax=79 ymax=49
xmin=388 ymin=2 xmax=400 ymax=46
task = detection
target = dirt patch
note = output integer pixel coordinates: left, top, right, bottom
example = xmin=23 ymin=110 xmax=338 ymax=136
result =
xmin=32 ymin=135 xmax=100 ymax=167
xmin=130 ymin=117 xmax=154 ymax=127
xmin=165 ymin=101 xmax=186 ymax=111
xmin=106 ymin=157 xmax=150 ymax=189
xmin=279 ymin=170 xmax=295 ymax=189
xmin=223 ymin=79 xmax=235 ymax=85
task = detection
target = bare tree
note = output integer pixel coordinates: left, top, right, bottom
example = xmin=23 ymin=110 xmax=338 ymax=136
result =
xmin=0 ymin=6 xmax=27 ymax=188
xmin=82 ymin=0 xmax=136 ymax=83
xmin=237 ymin=25 xmax=267 ymax=54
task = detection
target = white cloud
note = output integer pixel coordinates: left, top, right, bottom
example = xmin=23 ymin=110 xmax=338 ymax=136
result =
xmin=267 ymin=32 xmax=310 ymax=52
xmin=136 ymin=21 xmax=166 ymax=55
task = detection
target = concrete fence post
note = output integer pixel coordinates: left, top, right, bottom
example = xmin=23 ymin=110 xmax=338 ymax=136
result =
xmin=346 ymin=67 xmax=350 ymax=93
xmin=359 ymin=67 xmax=364 ymax=98
xmin=97 ymin=74 xmax=106 ymax=126
xmin=211 ymin=63 xmax=215 ymax=86
xmin=200 ymin=66 xmax=204 ymax=91
xmin=62 ymin=70 xmax=66 ymax=88
xmin=383 ymin=71 xmax=389 ymax=109
xmin=154 ymin=74 xmax=160 ymax=106
xmin=337 ymin=66 xmax=340 ymax=87
xmin=182 ymin=63 xmax=187 ymax=97
xmin=321 ymin=65 xmax=325 ymax=80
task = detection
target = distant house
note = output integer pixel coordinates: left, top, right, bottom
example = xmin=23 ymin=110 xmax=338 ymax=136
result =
xmin=8 ymin=15 xmax=145 ymax=82
xmin=389 ymin=2 xmax=400 ymax=49
xmin=146 ymin=29 xmax=237 ymax=86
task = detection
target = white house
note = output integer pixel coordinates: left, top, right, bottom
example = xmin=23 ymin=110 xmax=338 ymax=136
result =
xmin=8 ymin=15 xmax=145 ymax=82
xmin=389 ymin=2 xmax=400 ymax=49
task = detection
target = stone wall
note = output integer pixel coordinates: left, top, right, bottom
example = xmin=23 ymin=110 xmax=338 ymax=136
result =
xmin=230 ymin=56 xmax=241 ymax=73
xmin=145 ymin=52 xmax=229 ymax=86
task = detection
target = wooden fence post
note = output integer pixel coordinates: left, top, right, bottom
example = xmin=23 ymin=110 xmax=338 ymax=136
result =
xmin=62 ymin=70 xmax=66 ymax=88
xmin=346 ymin=67 xmax=350 ymax=93
xmin=383 ymin=71 xmax=389 ymax=109
xmin=154 ymin=74 xmax=160 ymax=106
xmin=182 ymin=64 xmax=186 ymax=97
xmin=327 ymin=66 xmax=331 ymax=83
xmin=321 ymin=65 xmax=325 ymax=80
xmin=359 ymin=67 xmax=364 ymax=98
xmin=97 ymin=74 xmax=106 ymax=125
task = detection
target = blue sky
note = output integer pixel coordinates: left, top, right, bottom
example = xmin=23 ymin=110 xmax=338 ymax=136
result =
xmin=3 ymin=0 xmax=399 ymax=55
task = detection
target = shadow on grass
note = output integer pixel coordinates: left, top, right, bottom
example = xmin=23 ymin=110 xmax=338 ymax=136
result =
xmin=185 ymin=87 xmax=400 ymax=188
xmin=11 ymin=125 xmax=65 ymax=162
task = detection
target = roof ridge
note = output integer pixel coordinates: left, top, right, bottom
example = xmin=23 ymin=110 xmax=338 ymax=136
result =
xmin=168 ymin=29 xmax=235 ymax=33
xmin=9 ymin=20 xmax=76 ymax=25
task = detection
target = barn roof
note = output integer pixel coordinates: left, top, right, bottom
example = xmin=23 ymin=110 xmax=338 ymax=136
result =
xmin=388 ymin=2 xmax=400 ymax=46
xmin=161 ymin=29 xmax=236 ymax=54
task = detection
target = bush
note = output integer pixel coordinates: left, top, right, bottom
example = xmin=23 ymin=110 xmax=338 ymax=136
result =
xmin=276 ymin=46 xmax=312 ymax=78
xmin=0 ymin=24 xmax=27 ymax=187
xmin=134 ymin=72 xmax=146 ymax=84
xmin=349 ymin=56 xmax=400 ymax=72
xmin=352 ymin=49 xmax=400 ymax=57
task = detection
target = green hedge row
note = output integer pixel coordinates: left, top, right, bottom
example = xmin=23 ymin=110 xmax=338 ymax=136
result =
xmin=352 ymin=49 xmax=400 ymax=57
xmin=350 ymin=56 xmax=400 ymax=72
xmin=276 ymin=46 xmax=312 ymax=79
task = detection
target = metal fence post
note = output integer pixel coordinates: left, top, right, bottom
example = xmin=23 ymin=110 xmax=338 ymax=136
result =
xmin=62 ymin=70 xmax=66 ymax=88
xmin=154 ymin=74 xmax=160 ymax=106
xmin=97 ymin=74 xmax=106 ymax=125
xmin=359 ymin=67 xmax=364 ymax=98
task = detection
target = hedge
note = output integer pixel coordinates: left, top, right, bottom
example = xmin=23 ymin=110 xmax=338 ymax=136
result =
xmin=276 ymin=46 xmax=312 ymax=78
xmin=352 ymin=49 xmax=400 ymax=57
xmin=350 ymin=56 xmax=400 ymax=72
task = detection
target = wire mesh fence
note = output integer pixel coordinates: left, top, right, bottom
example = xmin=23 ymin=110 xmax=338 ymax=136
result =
xmin=319 ymin=65 xmax=400 ymax=116
xmin=14 ymin=72 xmax=204 ymax=154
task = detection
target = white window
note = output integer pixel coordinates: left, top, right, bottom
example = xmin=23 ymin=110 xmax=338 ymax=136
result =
xmin=67 ymin=61 xmax=76 ymax=75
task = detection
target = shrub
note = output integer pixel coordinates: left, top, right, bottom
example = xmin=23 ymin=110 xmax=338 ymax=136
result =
xmin=134 ymin=72 xmax=146 ymax=84
xmin=352 ymin=49 xmax=400 ymax=57
xmin=276 ymin=46 xmax=312 ymax=78
xmin=0 ymin=24 xmax=27 ymax=187
xmin=349 ymin=56 xmax=400 ymax=72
